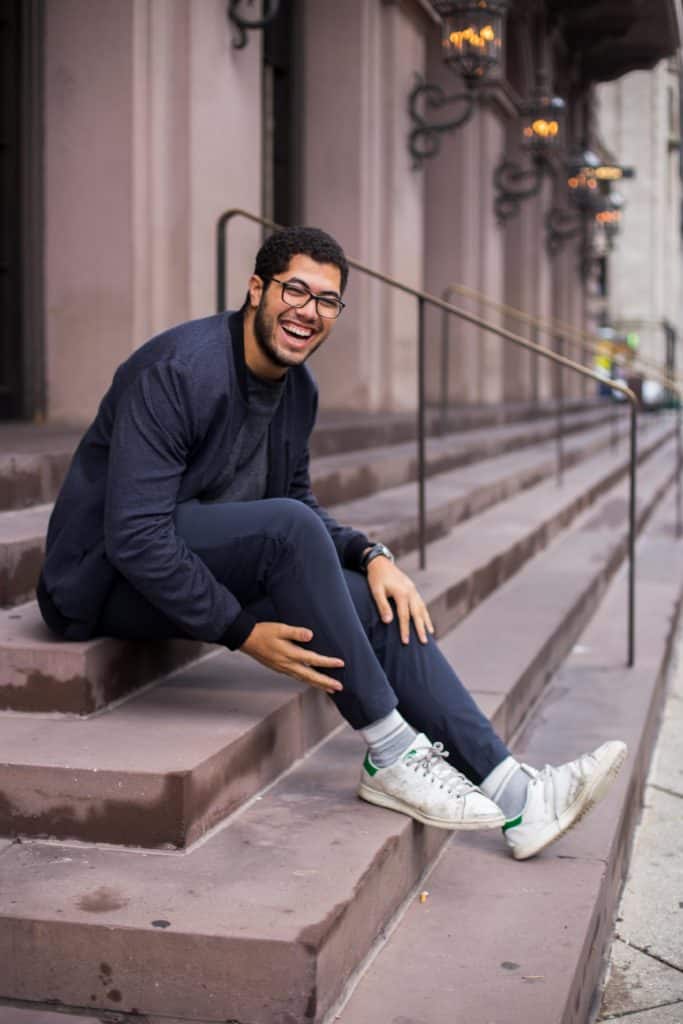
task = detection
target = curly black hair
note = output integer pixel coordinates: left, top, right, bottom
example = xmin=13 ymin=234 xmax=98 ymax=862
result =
xmin=252 ymin=226 xmax=349 ymax=294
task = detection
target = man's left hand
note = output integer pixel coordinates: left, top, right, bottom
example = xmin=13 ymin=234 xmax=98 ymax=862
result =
xmin=366 ymin=557 xmax=435 ymax=645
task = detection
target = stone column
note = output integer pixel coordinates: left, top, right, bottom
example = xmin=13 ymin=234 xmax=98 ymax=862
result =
xmin=44 ymin=0 xmax=262 ymax=424
xmin=45 ymin=0 xmax=136 ymax=423
xmin=299 ymin=0 xmax=425 ymax=413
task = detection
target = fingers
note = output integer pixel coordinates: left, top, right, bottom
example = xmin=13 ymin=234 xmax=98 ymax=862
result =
xmin=386 ymin=590 xmax=435 ymax=645
xmin=370 ymin=584 xmax=394 ymax=625
xmin=279 ymin=628 xmax=344 ymax=692
xmin=294 ymin=664 xmax=344 ymax=694
xmin=395 ymin=593 xmax=411 ymax=645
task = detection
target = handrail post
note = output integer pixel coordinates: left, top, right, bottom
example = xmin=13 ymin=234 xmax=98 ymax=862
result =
xmin=217 ymin=213 xmax=229 ymax=313
xmin=418 ymin=297 xmax=427 ymax=570
xmin=531 ymin=323 xmax=539 ymax=407
xmin=440 ymin=298 xmax=450 ymax=434
xmin=677 ymin=401 xmax=682 ymax=538
xmin=611 ymin=388 xmax=619 ymax=452
xmin=628 ymin=401 xmax=637 ymax=667
xmin=556 ymin=335 xmax=564 ymax=486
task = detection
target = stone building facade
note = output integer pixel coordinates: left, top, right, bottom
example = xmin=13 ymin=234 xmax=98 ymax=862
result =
xmin=596 ymin=56 xmax=683 ymax=388
xmin=2 ymin=0 xmax=680 ymax=424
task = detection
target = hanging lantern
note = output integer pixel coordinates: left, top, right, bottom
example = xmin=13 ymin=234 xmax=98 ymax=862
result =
xmin=520 ymin=89 xmax=566 ymax=155
xmin=434 ymin=0 xmax=511 ymax=82
xmin=566 ymin=150 xmax=602 ymax=209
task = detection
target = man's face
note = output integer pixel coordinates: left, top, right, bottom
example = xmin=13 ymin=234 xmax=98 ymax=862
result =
xmin=248 ymin=254 xmax=343 ymax=374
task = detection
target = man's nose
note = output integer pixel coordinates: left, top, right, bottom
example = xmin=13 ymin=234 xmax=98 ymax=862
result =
xmin=296 ymin=298 xmax=318 ymax=321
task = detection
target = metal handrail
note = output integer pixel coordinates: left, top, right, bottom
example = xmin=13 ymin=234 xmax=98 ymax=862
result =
xmin=443 ymin=281 xmax=683 ymax=393
xmin=442 ymin=281 xmax=683 ymax=540
xmin=216 ymin=207 xmax=640 ymax=665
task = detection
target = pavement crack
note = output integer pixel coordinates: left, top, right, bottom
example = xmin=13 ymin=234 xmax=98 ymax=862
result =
xmin=599 ymin=997 xmax=683 ymax=1020
xmin=615 ymin=935 xmax=683 ymax=975
xmin=648 ymin=781 xmax=683 ymax=800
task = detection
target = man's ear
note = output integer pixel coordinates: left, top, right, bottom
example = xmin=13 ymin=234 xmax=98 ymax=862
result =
xmin=247 ymin=274 xmax=264 ymax=310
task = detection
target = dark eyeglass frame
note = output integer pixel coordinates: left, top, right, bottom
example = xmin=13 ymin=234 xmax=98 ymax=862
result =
xmin=269 ymin=276 xmax=346 ymax=319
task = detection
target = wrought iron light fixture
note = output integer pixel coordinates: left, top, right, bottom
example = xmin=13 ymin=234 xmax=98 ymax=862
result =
xmin=548 ymin=152 xmax=632 ymax=244
xmin=545 ymin=153 xmax=633 ymax=275
xmin=595 ymin=191 xmax=625 ymax=250
xmin=227 ymin=0 xmax=280 ymax=50
xmin=493 ymin=81 xmax=565 ymax=223
xmin=408 ymin=0 xmax=510 ymax=166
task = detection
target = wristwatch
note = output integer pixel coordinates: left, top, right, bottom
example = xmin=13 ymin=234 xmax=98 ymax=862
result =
xmin=361 ymin=542 xmax=395 ymax=574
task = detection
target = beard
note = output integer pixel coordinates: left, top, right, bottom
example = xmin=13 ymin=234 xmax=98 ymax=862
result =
xmin=253 ymin=294 xmax=324 ymax=371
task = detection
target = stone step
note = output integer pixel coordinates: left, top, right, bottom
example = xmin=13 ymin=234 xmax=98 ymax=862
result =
xmin=0 ymin=504 xmax=51 ymax=608
xmin=329 ymin=413 xmax=672 ymax=557
xmin=0 ymin=649 xmax=338 ymax=849
xmin=310 ymin=403 xmax=622 ymax=506
xmin=390 ymin=425 xmax=675 ymax=636
xmin=309 ymin=397 xmax=606 ymax=457
xmin=0 ymin=436 xmax=675 ymax=849
xmin=0 ymin=419 xmax=672 ymax=716
xmin=0 ymin=459 xmax=677 ymax=1023
xmin=0 ymin=601 xmax=207 ymax=715
xmin=0 ymin=401 xmax=607 ymax=514
xmin=334 ymin=491 xmax=683 ymax=1024
xmin=0 ymin=404 xmax=623 ymax=608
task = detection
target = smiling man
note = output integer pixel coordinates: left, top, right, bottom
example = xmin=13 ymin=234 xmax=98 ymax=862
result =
xmin=38 ymin=227 xmax=626 ymax=858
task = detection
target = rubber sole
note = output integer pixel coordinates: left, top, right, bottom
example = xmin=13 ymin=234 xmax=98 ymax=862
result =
xmin=358 ymin=782 xmax=506 ymax=831
xmin=508 ymin=741 xmax=628 ymax=860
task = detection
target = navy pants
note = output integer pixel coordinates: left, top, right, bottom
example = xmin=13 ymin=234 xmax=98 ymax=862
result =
xmin=97 ymin=498 xmax=509 ymax=783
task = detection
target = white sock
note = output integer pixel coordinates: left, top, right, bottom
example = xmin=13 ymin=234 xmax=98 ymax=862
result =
xmin=360 ymin=709 xmax=417 ymax=769
xmin=480 ymin=755 xmax=529 ymax=820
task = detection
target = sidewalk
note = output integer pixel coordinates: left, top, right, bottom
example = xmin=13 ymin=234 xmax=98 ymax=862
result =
xmin=597 ymin=624 xmax=683 ymax=1022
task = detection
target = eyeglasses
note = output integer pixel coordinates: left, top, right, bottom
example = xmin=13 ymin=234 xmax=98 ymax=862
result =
xmin=269 ymin=277 xmax=346 ymax=319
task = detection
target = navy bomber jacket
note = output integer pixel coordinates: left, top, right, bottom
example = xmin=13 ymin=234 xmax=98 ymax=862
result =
xmin=39 ymin=311 xmax=371 ymax=649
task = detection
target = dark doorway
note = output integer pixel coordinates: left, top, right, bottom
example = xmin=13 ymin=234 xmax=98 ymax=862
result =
xmin=263 ymin=0 xmax=300 ymax=228
xmin=0 ymin=0 xmax=43 ymax=420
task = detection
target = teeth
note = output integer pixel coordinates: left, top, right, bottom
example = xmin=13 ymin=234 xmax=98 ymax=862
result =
xmin=282 ymin=323 xmax=313 ymax=339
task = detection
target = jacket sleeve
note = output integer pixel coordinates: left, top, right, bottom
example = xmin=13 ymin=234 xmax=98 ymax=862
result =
xmin=103 ymin=359 xmax=255 ymax=649
xmin=287 ymin=388 xmax=372 ymax=570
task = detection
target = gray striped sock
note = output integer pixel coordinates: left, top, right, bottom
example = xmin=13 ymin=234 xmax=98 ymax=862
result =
xmin=360 ymin=709 xmax=418 ymax=769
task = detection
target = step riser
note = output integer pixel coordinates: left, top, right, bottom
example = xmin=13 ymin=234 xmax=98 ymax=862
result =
xmin=309 ymin=399 xmax=605 ymax=457
xmin=0 ymin=453 xmax=71 ymax=514
xmin=0 ymin=538 xmax=44 ymax=608
xmin=311 ymin=408 xmax=619 ymax=507
xmin=0 ymin=684 xmax=339 ymax=849
xmin=0 ymin=624 xmax=206 ymax=715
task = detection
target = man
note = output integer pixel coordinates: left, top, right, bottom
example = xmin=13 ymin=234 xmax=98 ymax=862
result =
xmin=38 ymin=226 xmax=626 ymax=860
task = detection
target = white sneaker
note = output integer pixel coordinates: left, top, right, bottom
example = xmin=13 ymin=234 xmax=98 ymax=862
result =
xmin=358 ymin=733 xmax=506 ymax=830
xmin=504 ymin=740 xmax=628 ymax=860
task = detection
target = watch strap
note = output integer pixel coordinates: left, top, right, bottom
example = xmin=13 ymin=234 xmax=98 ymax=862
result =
xmin=361 ymin=543 xmax=395 ymax=573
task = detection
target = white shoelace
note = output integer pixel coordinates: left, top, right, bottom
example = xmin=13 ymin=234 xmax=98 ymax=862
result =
xmin=406 ymin=742 xmax=477 ymax=797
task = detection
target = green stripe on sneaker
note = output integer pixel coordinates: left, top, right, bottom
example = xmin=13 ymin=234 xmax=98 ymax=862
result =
xmin=502 ymin=814 xmax=523 ymax=832
xmin=363 ymin=752 xmax=378 ymax=777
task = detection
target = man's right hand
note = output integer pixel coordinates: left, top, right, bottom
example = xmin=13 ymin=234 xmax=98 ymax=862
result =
xmin=240 ymin=622 xmax=344 ymax=695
